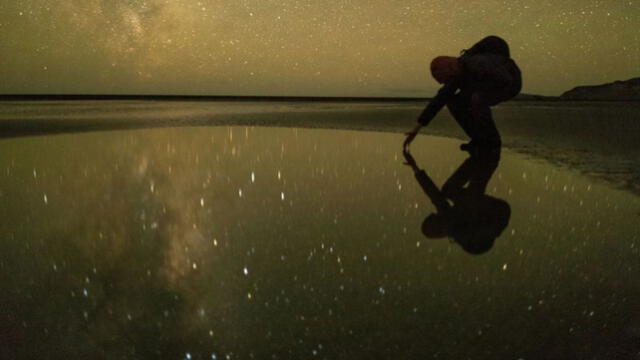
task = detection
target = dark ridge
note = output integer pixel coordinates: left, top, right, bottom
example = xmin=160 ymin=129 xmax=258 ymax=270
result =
xmin=0 ymin=94 xmax=560 ymax=102
xmin=4 ymin=92 xmax=639 ymax=104
xmin=513 ymin=93 xmax=559 ymax=101
xmin=561 ymin=77 xmax=640 ymax=101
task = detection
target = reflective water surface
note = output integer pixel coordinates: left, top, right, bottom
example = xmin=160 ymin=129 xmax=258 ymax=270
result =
xmin=1 ymin=126 xmax=639 ymax=359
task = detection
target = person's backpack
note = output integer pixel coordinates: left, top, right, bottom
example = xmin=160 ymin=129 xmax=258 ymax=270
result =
xmin=460 ymin=36 xmax=510 ymax=58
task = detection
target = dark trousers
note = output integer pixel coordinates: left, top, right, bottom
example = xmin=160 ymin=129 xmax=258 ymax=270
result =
xmin=447 ymin=93 xmax=502 ymax=147
xmin=447 ymin=60 xmax=521 ymax=148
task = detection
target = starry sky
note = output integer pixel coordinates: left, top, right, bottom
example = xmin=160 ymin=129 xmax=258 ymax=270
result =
xmin=0 ymin=0 xmax=638 ymax=97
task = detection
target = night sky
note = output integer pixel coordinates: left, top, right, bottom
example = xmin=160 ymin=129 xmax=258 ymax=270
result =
xmin=1 ymin=0 xmax=638 ymax=96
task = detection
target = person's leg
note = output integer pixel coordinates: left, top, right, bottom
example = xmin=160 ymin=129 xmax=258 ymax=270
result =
xmin=462 ymin=56 xmax=521 ymax=149
xmin=469 ymin=92 xmax=501 ymax=148
xmin=446 ymin=94 xmax=475 ymax=140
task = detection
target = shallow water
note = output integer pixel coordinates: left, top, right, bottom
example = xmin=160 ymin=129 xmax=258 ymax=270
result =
xmin=2 ymin=100 xmax=639 ymax=194
xmin=0 ymin=126 xmax=638 ymax=359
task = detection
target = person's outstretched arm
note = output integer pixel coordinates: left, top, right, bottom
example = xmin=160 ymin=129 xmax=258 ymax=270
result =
xmin=418 ymin=82 xmax=458 ymax=126
xmin=404 ymin=82 xmax=458 ymax=149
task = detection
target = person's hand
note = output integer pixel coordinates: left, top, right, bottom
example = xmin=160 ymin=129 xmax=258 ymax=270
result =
xmin=403 ymin=124 xmax=422 ymax=151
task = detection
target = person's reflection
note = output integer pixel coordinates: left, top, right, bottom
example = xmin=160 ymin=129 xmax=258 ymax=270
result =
xmin=403 ymin=148 xmax=511 ymax=254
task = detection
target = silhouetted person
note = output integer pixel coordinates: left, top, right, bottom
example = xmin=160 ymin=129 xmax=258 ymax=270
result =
xmin=404 ymin=36 xmax=522 ymax=154
xmin=403 ymin=148 xmax=510 ymax=255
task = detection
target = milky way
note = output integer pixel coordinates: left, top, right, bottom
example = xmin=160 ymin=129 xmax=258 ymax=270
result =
xmin=0 ymin=0 xmax=638 ymax=96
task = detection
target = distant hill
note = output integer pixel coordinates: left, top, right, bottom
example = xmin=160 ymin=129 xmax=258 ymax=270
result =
xmin=560 ymin=77 xmax=640 ymax=101
xmin=513 ymin=93 xmax=558 ymax=101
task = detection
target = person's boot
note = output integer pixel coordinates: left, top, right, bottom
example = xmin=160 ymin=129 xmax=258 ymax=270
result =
xmin=460 ymin=141 xmax=475 ymax=152
xmin=460 ymin=141 xmax=478 ymax=156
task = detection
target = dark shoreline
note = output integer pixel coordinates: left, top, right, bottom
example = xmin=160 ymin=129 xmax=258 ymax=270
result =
xmin=1 ymin=94 xmax=638 ymax=103
xmin=1 ymin=94 xmax=429 ymax=102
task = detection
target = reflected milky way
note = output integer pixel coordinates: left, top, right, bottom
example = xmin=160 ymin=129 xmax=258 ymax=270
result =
xmin=0 ymin=127 xmax=639 ymax=358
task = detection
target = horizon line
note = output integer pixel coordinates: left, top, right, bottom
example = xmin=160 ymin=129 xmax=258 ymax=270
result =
xmin=0 ymin=93 xmax=562 ymax=102
xmin=1 ymin=94 xmax=429 ymax=101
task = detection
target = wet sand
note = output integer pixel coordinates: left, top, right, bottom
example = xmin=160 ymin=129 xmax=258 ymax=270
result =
xmin=1 ymin=100 xmax=639 ymax=194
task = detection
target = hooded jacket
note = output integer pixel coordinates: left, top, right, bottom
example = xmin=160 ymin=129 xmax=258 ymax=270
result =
xmin=417 ymin=36 xmax=522 ymax=126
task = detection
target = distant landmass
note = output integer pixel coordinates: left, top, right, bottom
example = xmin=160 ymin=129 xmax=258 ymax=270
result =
xmin=512 ymin=77 xmax=640 ymax=101
xmin=560 ymin=77 xmax=640 ymax=101
xmin=513 ymin=93 xmax=558 ymax=101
